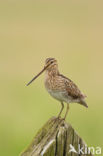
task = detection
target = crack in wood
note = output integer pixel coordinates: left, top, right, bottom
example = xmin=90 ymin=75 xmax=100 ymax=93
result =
xmin=71 ymin=129 xmax=74 ymax=156
xmin=63 ymin=129 xmax=67 ymax=156
xmin=55 ymin=130 xmax=59 ymax=156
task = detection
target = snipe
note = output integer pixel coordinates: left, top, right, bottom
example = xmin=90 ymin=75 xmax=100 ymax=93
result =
xmin=27 ymin=58 xmax=88 ymax=119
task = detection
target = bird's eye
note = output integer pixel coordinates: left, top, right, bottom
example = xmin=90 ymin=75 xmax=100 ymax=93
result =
xmin=51 ymin=61 xmax=54 ymax=64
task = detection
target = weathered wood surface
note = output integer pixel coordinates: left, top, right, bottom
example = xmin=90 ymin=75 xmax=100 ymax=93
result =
xmin=20 ymin=117 xmax=93 ymax=156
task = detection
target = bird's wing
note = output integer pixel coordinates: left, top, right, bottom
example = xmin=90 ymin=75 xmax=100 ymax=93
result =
xmin=59 ymin=74 xmax=85 ymax=99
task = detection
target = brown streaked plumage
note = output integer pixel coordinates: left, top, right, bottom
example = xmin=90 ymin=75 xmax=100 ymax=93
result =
xmin=27 ymin=58 xmax=88 ymax=120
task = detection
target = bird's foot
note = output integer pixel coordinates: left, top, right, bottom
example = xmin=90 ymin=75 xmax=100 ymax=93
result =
xmin=61 ymin=117 xmax=66 ymax=121
xmin=57 ymin=115 xmax=61 ymax=118
xmin=56 ymin=116 xmax=61 ymax=121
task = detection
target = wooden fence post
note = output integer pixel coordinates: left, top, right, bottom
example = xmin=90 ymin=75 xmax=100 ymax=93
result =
xmin=20 ymin=117 xmax=93 ymax=156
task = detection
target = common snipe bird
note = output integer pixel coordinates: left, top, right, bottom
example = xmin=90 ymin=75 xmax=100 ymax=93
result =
xmin=27 ymin=58 xmax=88 ymax=119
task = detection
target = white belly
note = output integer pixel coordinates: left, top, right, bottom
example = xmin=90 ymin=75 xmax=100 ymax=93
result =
xmin=47 ymin=89 xmax=72 ymax=103
xmin=48 ymin=90 xmax=65 ymax=101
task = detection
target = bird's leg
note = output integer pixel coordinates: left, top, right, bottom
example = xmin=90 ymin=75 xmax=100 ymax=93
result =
xmin=63 ymin=104 xmax=69 ymax=120
xmin=57 ymin=102 xmax=64 ymax=118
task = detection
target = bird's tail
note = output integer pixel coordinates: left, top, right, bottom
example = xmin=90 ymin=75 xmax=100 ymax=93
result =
xmin=79 ymin=99 xmax=88 ymax=108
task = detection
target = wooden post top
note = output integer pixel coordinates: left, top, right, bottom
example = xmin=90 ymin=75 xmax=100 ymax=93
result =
xmin=20 ymin=117 xmax=93 ymax=156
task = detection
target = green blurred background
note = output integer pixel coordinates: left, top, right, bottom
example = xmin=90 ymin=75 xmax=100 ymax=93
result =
xmin=0 ymin=0 xmax=103 ymax=155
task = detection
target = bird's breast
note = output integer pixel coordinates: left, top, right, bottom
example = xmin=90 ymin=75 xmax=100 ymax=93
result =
xmin=44 ymin=74 xmax=57 ymax=90
xmin=44 ymin=73 xmax=65 ymax=91
xmin=44 ymin=73 xmax=68 ymax=101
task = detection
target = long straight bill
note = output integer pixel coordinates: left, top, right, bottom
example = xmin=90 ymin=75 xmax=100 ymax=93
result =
xmin=26 ymin=64 xmax=50 ymax=86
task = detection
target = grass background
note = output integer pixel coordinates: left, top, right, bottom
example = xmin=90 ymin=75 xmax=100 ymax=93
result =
xmin=0 ymin=0 xmax=103 ymax=155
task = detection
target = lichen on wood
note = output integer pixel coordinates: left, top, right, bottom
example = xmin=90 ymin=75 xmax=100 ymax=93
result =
xmin=20 ymin=117 xmax=93 ymax=156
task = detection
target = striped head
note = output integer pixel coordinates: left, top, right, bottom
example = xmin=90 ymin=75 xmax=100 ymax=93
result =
xmin=26 ymin=58 xmax=58 ymax=86
xmin=45 ymin=58 xmax=58 ymax=70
